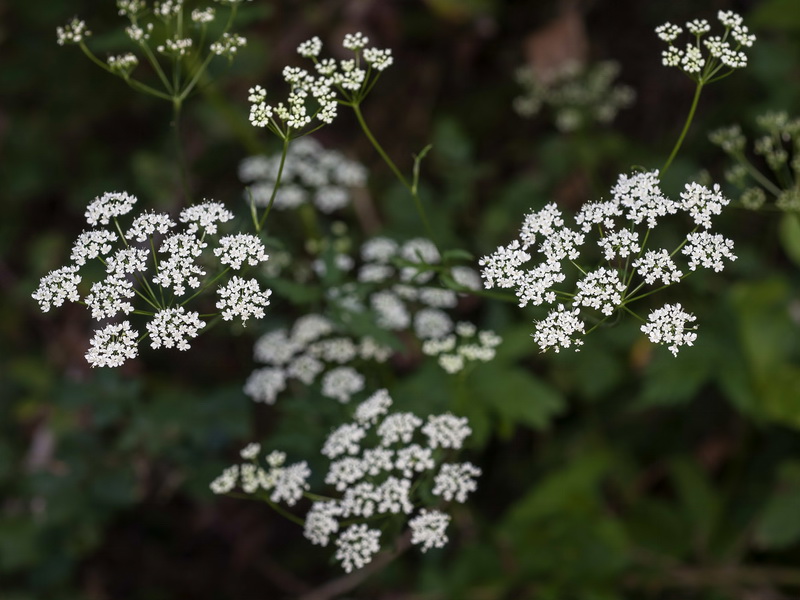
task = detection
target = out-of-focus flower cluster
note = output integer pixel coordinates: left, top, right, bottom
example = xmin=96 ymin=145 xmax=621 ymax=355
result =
xmin=32 ymin=192 xmax=272 ymax=367
xmin=248 ymin=32 xmax=393 ymax=139
xmin=711 ymin=111 xmax=800 ymax=213
xmin=238 ymin=137 xmax=367 ymax=213
xmin=655 ymin=11 xmax=755 ymax=80
xmin=212 ymin=390 xmax=479 ymax=572
xmin=244 ymin=313 xmax=391 ymax=404
xmin=320 ymin=236 xmax=498 ymax=371
xmin=513 ymin=60 xmax=635 ymax=132
xmin=245 ymin=233 xmax=499 ymax=402
xmin=479 ymin=170 xmax=737 ymax=355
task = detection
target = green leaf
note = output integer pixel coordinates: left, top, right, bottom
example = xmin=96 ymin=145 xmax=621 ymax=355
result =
xmin=473 ymin=364 xmax=565 ymax=434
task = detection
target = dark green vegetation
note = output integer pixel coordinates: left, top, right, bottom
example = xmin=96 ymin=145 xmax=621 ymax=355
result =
xmin=3 ymin=0 xmax=800 ymax=598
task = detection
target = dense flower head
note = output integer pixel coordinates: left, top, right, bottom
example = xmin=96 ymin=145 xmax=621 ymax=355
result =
xmin=479 ymin=170 xmax=734 ymax=355
xmin=85 ymin=321 xmax=139 ymax=367
xmin=146 ymin=307 xmax=205 ymax=350
xmin=641 ymin=303 xmax=698 ymax=356
xmin=85 ymin=191 xmax=137 ymax=226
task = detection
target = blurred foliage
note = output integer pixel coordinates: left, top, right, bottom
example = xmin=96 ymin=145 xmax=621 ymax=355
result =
xmin=3 ymin=0 xmax=800 ymax=599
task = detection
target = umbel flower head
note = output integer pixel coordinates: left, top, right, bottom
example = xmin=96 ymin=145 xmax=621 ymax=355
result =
xmin=32 ymin=192 xmax=272 ymax=367
xmin=211 ymin=389 xmax=479 ymax=572
xmin=656 ymin=10 xmax=755 ymax=81
xmin=479 ymin=170 xmax=736 ymax=355
xmin=247 ymin=31 xmax=394 ymax=139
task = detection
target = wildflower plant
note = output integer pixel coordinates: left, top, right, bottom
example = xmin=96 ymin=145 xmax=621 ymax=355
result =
xmin=656 ymin=10 xmax=756 ymax=172
xmin=36 ymin=3 xmax=771 ymax=590
xmin=210 ymin=389 xmax=480 ymax=572
xmin=478 ymin=11 xmax=757 ymax=356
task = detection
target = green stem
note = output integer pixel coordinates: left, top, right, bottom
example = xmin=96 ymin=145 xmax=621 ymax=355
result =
xmin=352 ymin=102 xmax=409 ymax=187
xmin=172 ymin=99 xmax=191 ymax=202
xmin=661 ymin=82 xmax=704 ymax=176
xmin=257 ymin=136 xmax=290 ymax=231
xmin=734 ymin=154 xmax=783 ymax=197
xmin=351 ymin=102 xmax=437 ymax=241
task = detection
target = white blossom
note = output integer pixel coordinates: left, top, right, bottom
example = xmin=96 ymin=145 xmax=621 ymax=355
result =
xmin=179 ymin=201 xmax=234 ymax=235
xmin=146 ymin=306 xmax=205 ymax=350
xmin=216 ymin=276 xmax=272 ymax=325
xmin=682 ymin=232 xmax=737 ymax=272
xmin=85 ymin=321 xmax=139 ymax=367
xmin=532 ymin=304 xmax=585 ymax=353
xmin=432 ymin=462 xmax=481 ymax=503
xmin=334 ymin=524 xmax=381 ymax=573
xmin=85 ymin=276 xmax=135 ymax=320
xmin=321 ymin=367 xmax=365 ymax=403
xmin=422 ymin=413 xmax=471 ymax=450
xmin=214 ymin=234 xmax=269 ymax=269
xmin=377 ymin=412 xmax=422 ymax=446
xmin=85 ymin=191 xmax=137 ymax=226
xmin=70 ymin=230 xmax=118 ymax=266
xmin=409 ymin=509 xmax=450 ymax=553
xmin=354 ymin=389 xmax=393 ymax=425
xmin=322 ymin=423 xmax=367 ymax=459
xmin=641 ymin=303 xmax=698 ymax=356
xmin=32 ymin=265 xmax=81 ymax=312
xmin=243 ymin=367 xmax=286 ymax=404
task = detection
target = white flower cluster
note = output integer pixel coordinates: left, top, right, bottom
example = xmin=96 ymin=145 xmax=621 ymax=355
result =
xmin=514 ymin=60 xmax=635 ymax=132
xmin=656 ymin=11 xmax=755 ymax=78
xmin=209 ymin=443 xmax=311 ymax=505
xmin=108 ymin=53 xmax=139 ymax=74
xmin=32 ymin=193 xmax=272 ymax=367
xmin=303 ymin=389 xmax=478 ymax=572
xmin=238 ymin=137 xmax=367 ymax=212
xmin=244 ymin=313 xmax=392 ymax=405
xmin=479 ymin=170 xmax=736 ymax=354
xmin=422 ymin=321 xmax=502 ymax=374
xmin=210 ymin=32 xmax=246 ymax=57
xmin=56 ymin=18 xmax=91 ymax=46
xmin=247 ymin=32 xmax=393 ymax=138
